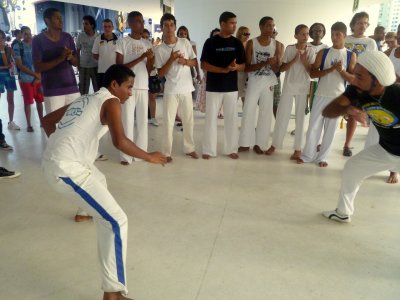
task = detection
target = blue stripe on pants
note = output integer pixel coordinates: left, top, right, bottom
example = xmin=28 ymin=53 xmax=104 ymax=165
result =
xmin=60 ymin=177 xmax=126 ymax=285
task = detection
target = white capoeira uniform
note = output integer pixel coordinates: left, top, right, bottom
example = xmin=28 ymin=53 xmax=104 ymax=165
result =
xmin=116 ymin=36 xmax=152 ymax=164
xmin=301 ymin=47 xmax=351 ymax=163
xmin=271 ymin=44 xmax=315 ymax=151
xmin=155 ymin=38 xmax=196 ymax=157
xmin=238 ymin=38 xmax=277 ymax=150
xmin=42 ymin=88 xmax=129 ymax=295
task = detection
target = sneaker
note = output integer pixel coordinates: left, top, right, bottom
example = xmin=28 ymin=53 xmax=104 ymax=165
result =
xmin=0 ymin=167 xmax=21 ymax=178
xmin=149 ymin=118 xmax=159 ymax=126
xmin=322 ymin=209 xmax=351 ymax=223
xmin=8 ymin=121 xmax=20 ymax=130
xmin=0 ymin=141 xmax=13 ymax=151
xmin=95 ymin=154 xmax=108 ymax=161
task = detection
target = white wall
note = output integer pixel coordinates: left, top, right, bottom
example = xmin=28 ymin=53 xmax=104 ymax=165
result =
xmin=174 ymin=0 xmax=381 ymax=61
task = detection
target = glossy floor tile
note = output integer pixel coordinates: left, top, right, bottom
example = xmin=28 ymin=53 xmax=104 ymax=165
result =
xmin=1 ymin=89 xmax=399 ymax=300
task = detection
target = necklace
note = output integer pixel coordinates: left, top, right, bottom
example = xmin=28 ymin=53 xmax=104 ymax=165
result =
xmin=164 ymin=37 xmax=177 ymax=49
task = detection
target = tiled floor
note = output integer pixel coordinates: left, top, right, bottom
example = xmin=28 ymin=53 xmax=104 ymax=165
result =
xmin=1 ymin=89 xmax=399 ymax=300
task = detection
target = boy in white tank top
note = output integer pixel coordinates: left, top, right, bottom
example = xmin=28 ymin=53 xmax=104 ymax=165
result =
xmin=42 ymin=65 xmax=166 ymax=300
xmin=238 ymin=16 xmax=283 ymax=153
xmin=298 ymin=22 xmax=356 ymax=167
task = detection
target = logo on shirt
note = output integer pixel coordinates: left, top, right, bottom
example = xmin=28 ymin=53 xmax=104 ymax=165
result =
xmin=216 ymin=47 xmax=236 ymax=52
xmin=345 ymin=42 xmax=367 ymax=56
xmin=254 ymin=51 xmax=272 ymax=76
xmin=363 ymin=104 xmax=399 ymax=128
xmin=58 ymin=96 xmax=89 ymax=129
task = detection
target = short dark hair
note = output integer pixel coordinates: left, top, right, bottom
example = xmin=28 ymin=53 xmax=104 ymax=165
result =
xmin=143 ymin=28 xmax=150 ymax=35
xmin=43 ymin=8 xmax=60 ymax=26
xmin=13 ymin=29 xmax=21 ymax=36
xmin=103 ymin=64 xmax=135 ymax=87
xmin=83 ymin=15 xmax=96 ymax=30
xmin=0 ymin=30 xmax=5 ymax=39
xmin=160 ymin=13 xmax=176 ymax=27
xmin=350 ymin=11 xmax=369 ymax=32
xmin=331 ymin=22 xmax=347 ymax=35
xmin=295 ymin=24 xmax=308 ymax=35
xmin=309 ymin=23 xmax=326 ymax=36
xmin=127 ymin=11 xmax=143 ymax=23
xmin=20 ymin=26 xmax=30 ymax=34
xmin=219 ymin=11 xmax=236 ymax=24
xmin=103 ymin=18 xmax=113 ymax=26
xmin=374 ymin=25 xmax=385 ymax=34
xmin=210 ymin=28 xmax=220 ymax=38
xmin=259 ymin=16 xmax=273 ymax=27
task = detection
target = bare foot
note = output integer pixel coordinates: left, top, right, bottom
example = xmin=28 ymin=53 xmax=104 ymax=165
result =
xmin=120 ymin=161 xmax=129 ymax=166
xmin=253 ymin=145 xmax=264 ymax=154
xmin=74 ymin=215 xmax=93 ymax=222
xmin=166 ymin=156 xmax=173 ymax=163
xmin=202 ymin=154 xmax=211 ymax=160
xmin=290 ymin=150 xmax=301 ymax=160
xmin=387 ymin=172 xmax=398 ymax=184
xmin=318 ymin=161 xmax=328 ymax=167
xmin=265 ymin=146 xmax=275 ymax=156
xmin=186 ymin=152 xmax=199 ymax=159
xmin=238 ymin=146 xmax=250 ymax=152
xmin=316 ymin=144 xmax=321 ymax=152
xmin=296 ymin=158 xmax=304 ymax=164
xmin=227 ymin=153 xmax=239 ymax=159
xmin=103 ymin=291 xmax=133 ymax=300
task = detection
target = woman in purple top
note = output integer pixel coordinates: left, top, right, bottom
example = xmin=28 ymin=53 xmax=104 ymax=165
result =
xmin=32 ymin=7 xmax=80 ymax=114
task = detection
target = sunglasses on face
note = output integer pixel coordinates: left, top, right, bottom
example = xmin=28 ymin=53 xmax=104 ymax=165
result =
xmin=242 ymin=33 xmax=250 ymax=36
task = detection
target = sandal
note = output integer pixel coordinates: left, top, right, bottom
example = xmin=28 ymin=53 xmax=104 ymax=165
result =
xmin=343 ymin=146 xmax=352 ymax=157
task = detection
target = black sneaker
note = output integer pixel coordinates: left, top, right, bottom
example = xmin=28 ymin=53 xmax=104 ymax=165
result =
xmin=0 ymin=167 xmax=21 ymax=179
xmin=0 ymin=141 xmax=13 ymax=151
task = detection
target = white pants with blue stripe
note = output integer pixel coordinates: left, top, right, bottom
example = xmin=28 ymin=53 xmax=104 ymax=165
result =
xmin=43 ymin=161 xmax=128 ymax=295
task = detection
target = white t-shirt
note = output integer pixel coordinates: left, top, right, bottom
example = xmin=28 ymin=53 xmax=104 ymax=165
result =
xmin=116 ymin=36 xmax=152 ymax=90
xmin=315 ymin=47 xmax=351 ymax=98
xmin=344 ymin=36 xmax=377 ymax=56
xmin=308 ymin=42 xmax=329 ymax=82
xmin=247 ymin=37 xmax=277 ymax=87
xmin=389 ymin=49 xmax=400 ymax=77
xmin=42 ymin=88 xmax=115 ymax=170
xmin=92 ymin=34 xmax=119 ymax=73
xmin=282 ymin=44 xmax=316 ymax=95
xmin=154 ymin=38 xmax=195 ymax=94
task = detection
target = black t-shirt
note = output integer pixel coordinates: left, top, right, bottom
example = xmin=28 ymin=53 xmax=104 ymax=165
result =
xmin=344 ymin=84 xmax=400 ymax=156
xmin=200 ymin=35 xmax=245 ymax=92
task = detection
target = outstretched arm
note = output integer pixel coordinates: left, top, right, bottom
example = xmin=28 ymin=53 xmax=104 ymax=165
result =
xmin=102 ymin=98 xmax=167 ymax=165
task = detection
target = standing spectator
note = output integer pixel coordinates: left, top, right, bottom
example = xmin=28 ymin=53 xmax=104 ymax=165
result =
xmin=369 ymin=26 xmax=385 ymax=51
xmin=342 ymin=11 xmax=377 ymax=157
xmin=13 ymin=26 xmax=44 ymax=132
xmin=201 ymin=12 xmax=245 ymax=160
xmin=235 ymin=26 xmax=250 ymax=106
xmin=76 ymin=15 xmax=100 ymax=94
xmin=155 ymin=13 xmax=199 ymax=162
xmin=92 ymin=18 xmax=118 ymax=88
xmin=238 ymin=16 xmax=282 ymax=154
xmin=32 ymin=7 xmax=80 ymax=114
xmin=11 ymin=29 xmax=22 ymax=50
xmin=384 ymin=32 xmax=398 ymax=57
xmin=116 ymin=11 xmax=153 ymax=165
xmin=0 ymin=30 xmax=19 ymax=130
xmin=33 ymin=7 xmax=88 ymax=222
xmin=0 ymin=118 xmax=20 ymax=178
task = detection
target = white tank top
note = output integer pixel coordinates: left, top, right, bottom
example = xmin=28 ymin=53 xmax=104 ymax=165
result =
xmin=248 ymin=37 xmax=277 ymax=87
xmin=43 ymin=88 xmax=116 ymax=167
xmin=315 ymin=48 xmax=350 ymax=98
xmin=389 ymin=49 xmax=400 ymax=77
